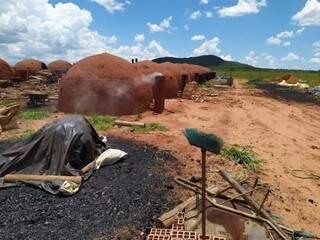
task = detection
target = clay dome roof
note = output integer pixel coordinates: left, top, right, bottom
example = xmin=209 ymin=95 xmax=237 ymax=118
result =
xmin=48 ymin=60 xmax=72 ymax=72
xmin=0 ymin=58 xmax=14 ymax=80
xmin=135 ymin=61 xmax=184 ymax=99
xmin=14 ymin=59 xmax=47 ymax=72
xmin=58 ymin=53 xmax=153 ymax=115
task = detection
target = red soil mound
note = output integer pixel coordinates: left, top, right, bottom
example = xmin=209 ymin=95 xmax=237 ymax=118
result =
xmin=58 ymin=53 xmax=153 ymax=115
xmin=280 ymin=74 xmax=299 ymax=84
xmin=48 ymin=60 xmax=72 ymax=76
xmin=181 ymin=64 xmax=211 ymax=81
xmin=135 ymin=61 xmax=182 ymax=99
xmin=0 ymin=58 xmax=13 ymax=80
xmin=14 ymin=59 xmax=47 ymax=80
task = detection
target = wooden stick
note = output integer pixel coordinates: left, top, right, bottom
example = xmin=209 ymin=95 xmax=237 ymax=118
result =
xmin=178 ymin=177 xmax=293 ymax=238
xmin=114 ymin=120 xmax=146 ymax=127
xmin=4 ymin=174 xmax=82 ymax=184
xmin=220 ymin=170 xmax=288 ymax=240
xmin=157 ymin=185 xmax=218 ymax=228
xmin=81 ymin=160 xmax=96 ymax=174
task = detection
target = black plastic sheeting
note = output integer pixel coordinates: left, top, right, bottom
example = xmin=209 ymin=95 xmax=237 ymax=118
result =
xmin=0 ymin=115 xmax=106 ymax=194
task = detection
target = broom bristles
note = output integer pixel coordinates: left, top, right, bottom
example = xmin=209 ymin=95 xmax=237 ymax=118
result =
xmin=183 ymin=128 xmax=224 ymax=154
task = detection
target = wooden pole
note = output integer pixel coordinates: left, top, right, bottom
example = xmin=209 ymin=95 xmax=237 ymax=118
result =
xmin=4 ymin=174 xmax=82 ymax=184
xmin=220 ymin=170 xmax=288 ymax=240
xmin=114 ymin=120 xmax=146 ymax=127
xmin=201 ymin=148 xmax=206 ymax=238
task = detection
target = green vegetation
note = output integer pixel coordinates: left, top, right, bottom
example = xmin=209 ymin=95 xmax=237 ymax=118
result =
xmin=0 ymin=98 xmax=17 ymax=108
xmin=222 ymin=145 xmax=261 ymax=171
xmin=211 ymin=64 xmax=320 ymax=87
xmin=12 ymin=129 xmax=36 ymax=141
xmin=87 ymin=115 xmax=117 ymax=131
xmin=20 ymin=111 xmax=50 ymax=120
xmin=130 ymin=123 xmax=166 ymax=133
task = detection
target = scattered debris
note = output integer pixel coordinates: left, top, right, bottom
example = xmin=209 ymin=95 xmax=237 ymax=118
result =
xmin=308 ymin=86 xmax=320 ymax=97
xmin=0 ymin=104 xmax=20 ymax=132
xmin=28 ymin=69 xmax=58 ymax=84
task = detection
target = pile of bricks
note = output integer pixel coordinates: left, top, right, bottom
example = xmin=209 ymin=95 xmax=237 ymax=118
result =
xmin=147 ymin=212 xmax=227 ymax=240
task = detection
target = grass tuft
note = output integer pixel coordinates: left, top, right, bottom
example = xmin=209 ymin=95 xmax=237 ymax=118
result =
xmin=222 ymin=145 xmax=261 ymax=171
xmin=20 ymin=111 xmax=50 ymax=120
xmin=87 ymin=115 xmax=117 ymax=131
xmin=130 ymin=123 xmax=166 ymax=133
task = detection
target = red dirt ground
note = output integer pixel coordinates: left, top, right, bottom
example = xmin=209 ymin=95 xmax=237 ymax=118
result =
xmin=1 ymin=79 xmax=319 ymax=235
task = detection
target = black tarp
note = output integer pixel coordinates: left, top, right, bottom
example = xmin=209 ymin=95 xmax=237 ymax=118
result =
xmin=0 ymin=115 xmax=106 ymax=194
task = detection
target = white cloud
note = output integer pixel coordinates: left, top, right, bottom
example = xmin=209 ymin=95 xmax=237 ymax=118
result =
xmin=205 ymin=11 xmax=214 ymax=18
xmin=192 ymin=37 xmax=221 ymax=56
xmin=310 ymin=57 xmax=320 ymax=64
xmin=283 ymin=41 xmax=291 ymax=47
xmin=267 ymin=36 xmax=282 ymax=45
xmin=312 ymin=41 xmax=320 ymax=50
xmin=134 ymin=34 xmax=145 ymax=42
xmin=220 ymin=54 xmax=234 ymax=61
xmin=217 ymin=0 xmax=267 ymax=17
xmin=292 ymin=0 xmax=320 ymax=26
xmin=147 ymin=16 xmax=173 ymax=33
xmin=200 ymin=0 xmax=209 ymax=5
xmin=266 ymin=30 xmax=294 ymax=46
xmin=184 ymin=24 xmax=189 ymax=31
xmin=189 ymin=11 xmax=202 ymax=19
xmin=310 ymin=41 xmax=320 ymax=64
xmin=0 ymin=0 xmax=112 ymax=64
xmin=244 ymin=50 xmax=259 ymax=65
xmin=90 ymin=0 xmax=130 ymax=13
xmin=110 ymin=40 xmax=172 ymax=60
xmin=106 ymin=35 xmax=118 ymax=44
xmin=277 ymin=31 xmax=294 ymax=38
xmin=191 ymin=35 xmax=206 ymax=41
xmin=262 ymin=53 xmax=276 ymax=67
xmin=296 ymin=27 xmax=305 ymax=35
xmin=281 ymin=52 xmax=300 ymax=61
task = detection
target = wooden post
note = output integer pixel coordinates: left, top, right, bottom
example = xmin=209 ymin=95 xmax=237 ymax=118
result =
xmin=153 ymin=75 xmax=165 ymax=114
xmin=201 ymin=148 xmax=207 ymax=238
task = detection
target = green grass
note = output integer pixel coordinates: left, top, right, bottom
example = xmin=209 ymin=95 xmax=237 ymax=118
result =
xmin=0 ymin=98 xmax=17 ymax=108
xmin=130 ymin=123 xmax=166 ymax=133
xmin=212 ymin=67 xmax=320 ymax=88
xmin=20 ymin=111 xmax=51 ymax=120
xmin=87 ymin=115 xmax=117 ymax=131
xmin=222 ymin=145 xmax=261 ymax=171
xmin=12 ymin=129 xmax=36 ymax=141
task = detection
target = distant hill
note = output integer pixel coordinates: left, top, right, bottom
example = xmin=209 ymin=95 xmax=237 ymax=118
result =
xmin=153 ymin=55 xmax=225 ymax=67
xmin=153 ymin=55 xmax=256 ymax=70
xmin=153 ymin=55 xmax=319 ymax=73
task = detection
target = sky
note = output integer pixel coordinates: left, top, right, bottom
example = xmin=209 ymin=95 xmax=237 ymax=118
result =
xmin=0 ymin=0 xmax=320 ymax=70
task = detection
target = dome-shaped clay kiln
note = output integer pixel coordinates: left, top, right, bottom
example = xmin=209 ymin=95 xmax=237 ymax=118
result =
xmin=58 ymin=53 xmax=153 ymax=115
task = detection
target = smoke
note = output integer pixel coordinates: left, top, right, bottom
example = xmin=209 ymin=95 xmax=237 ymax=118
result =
xmin=60 ymin=70 xmax=159 ymax=115
xmin=134 ymin=72 xmax=163 ymax=86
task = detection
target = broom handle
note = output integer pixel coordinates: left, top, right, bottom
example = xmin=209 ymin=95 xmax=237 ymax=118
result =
xmin=201 ymin=148 xmax=206 ymax=238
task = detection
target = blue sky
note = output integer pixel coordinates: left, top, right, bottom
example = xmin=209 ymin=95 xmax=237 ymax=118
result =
xmin=0 ymin=0 xmax=320 ymax=69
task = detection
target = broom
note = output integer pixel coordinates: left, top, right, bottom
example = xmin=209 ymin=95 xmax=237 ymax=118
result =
xmin=183 ymin=128 xmax=223 ymax=239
